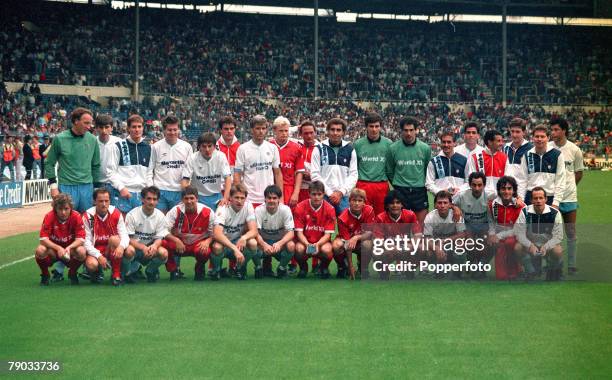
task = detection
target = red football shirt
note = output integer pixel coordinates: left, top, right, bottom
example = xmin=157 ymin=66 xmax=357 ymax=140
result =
xmin=337 ymin=204 xmax=376 ymax=240
xmin=299 ymin=142 xmax=317 ymax=190
xmin=40 ymin=210 xmax=86 ymax=248
xmin=293 ymin=199 xmax=336 ymax=243
xmin=374 ymin=209 xmax=422 ymax=237
xmin=216 ymin=137 xmax=240 ymax=168
xmin=271 ymin=139 xmax=305 ymax=187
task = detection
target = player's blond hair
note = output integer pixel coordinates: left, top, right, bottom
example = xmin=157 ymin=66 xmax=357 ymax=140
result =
xmin=349 ymin=188 xmax=367 ymax=202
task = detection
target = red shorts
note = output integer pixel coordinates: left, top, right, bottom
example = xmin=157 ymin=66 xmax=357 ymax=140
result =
xmin=298 ymin=188 xmax=310 ymax=203
xmin=356 ymin=180 xmax=389 ymax=215
xmin=162 ymin=239 xmax=211 ymax=258
xmin=283 ymin=185 xmax=294 ymax=205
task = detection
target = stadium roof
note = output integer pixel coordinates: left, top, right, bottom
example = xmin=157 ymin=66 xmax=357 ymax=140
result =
xmin=143 ymin=0 xmax=605 ymax=18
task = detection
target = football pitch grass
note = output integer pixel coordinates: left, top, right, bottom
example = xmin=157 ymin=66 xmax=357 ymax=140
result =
xmin=1 ymin=172 xmax=611 ymax=379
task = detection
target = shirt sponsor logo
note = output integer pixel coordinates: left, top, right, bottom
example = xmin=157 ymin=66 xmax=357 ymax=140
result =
xmin=161 ymin=160 xmax=185 ymax=169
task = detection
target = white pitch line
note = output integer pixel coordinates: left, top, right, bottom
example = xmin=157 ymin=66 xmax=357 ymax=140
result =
xmin=0 ymin=255 xmax=34 ymax=270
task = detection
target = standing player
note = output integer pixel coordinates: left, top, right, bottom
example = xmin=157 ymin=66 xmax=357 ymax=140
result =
xmin=163 ymin=186 xmax=215 ymax=281
xmin=107 ymin=114 xmax=152 ymax=214
xmin=255 ymin=185 xmax=295 ymax=278
xmin=297 ymin=120 xmax=320 ymax=202
xmin=35 ymin=194 xmax=86 ymax=285
xmin=385 ymin=116 xmax=432 ymax=225
xmin=487 ymin=176 xmax=524 ymax=280
xmin=94 ymin=114 xmax=122 ymax=194
xmin=550 ymin=118 xmax=584 ymax=274
xmin=181 ymin=132 xmax=231 ymax=211
xmin=310 ymin=118 xmax=358 ymax=215
xmin=455 ymin=121 xmax=484 ymax=159
xmin=516 ymin=125 xmax=566 ymax=207
xmin=514 ymin=187 xmax=564 ymax=281
xmin=467 ymin=129 xmax=510 ymax=199
xmin=423 ymin=191 xmax=468 ymax=278
xmin=271 ymin=116 xmax=304 ymax=208
xmin=82 ymin=188 xmax=130 ymax=285
xmin=354 ymin=112 xmax=392 ymax=215
xmin=503 ymin=118 xmax=533 ymax=179
xmin=148 ymin=115 xmax=193 ymax=213
xmin=426 ymin=131 xmax=468 ymax=197
xmin=124 ymin=186 xmax=169 ymax=283
xmin=331 ymin=188 xmax=376 ymax=280
xmin=234 ymin=115 xmax=283 ymax=208
xmin=216 ymin=116 xmax=240 ymax=170
xmin=293 ymin=181 xmax=336 ymax=279
xmin=210 ymin=184 xmax=259 ymax=280
xmin=45 ymin=107 xmax=101 ymax=212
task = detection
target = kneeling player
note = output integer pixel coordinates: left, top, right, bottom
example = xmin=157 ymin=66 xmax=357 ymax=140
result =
xmin=35 ymin=194 xmax=86 ymax=285
xmin=513 ymin=187 xmax=564 ymax=281
xmin=124 ymin=186 xmax=169 ymax=283
xmin=293 ymin=181 xmax=336 ymax=279
xmin=210 ymin=184 xmax=259 ymax=280
xmin=83 ymin=188 xmax=130 ymax=285
xmin=163 ymin=186 xmax=215 ymax=281
xmin=332 ymin=188 xmax=375 ymax=280
xmin=487 ymin=176 xmax=524 ymax=280
xmin=255 ymin=185 xmax=295 ymax=278
xmin=373 ymin=190 xmax=422 ymax=280
xmin=423 ymin=191 xmax=468 ymax=278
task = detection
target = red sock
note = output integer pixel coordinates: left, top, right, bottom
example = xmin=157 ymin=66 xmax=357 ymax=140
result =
xmin=297 ymin=257 xmax=308 ymax=271
xmin=111 ymin=257 xmax=122 ymax=279
xmin=194 ymin=258 xmax=207 ymax=275
xmin=321 ymin=257 xmax=331 ymax=269
xmin=290 ymin=257 xmax=297 ymax=266
xmin=208 ymin=261 xmax=214 ymax=269
xmin=36 ymin=256 xmax=52 ymax=277
xmin=230 ymin=259 xmax=237 ymax=270
xmin=68 ymin=258 xmax=82 ymax=277
xmin=166 ymin=251 xmax=177 ymax=272
xmin=312 ymin=257 xmax=319 ymax=270
xmin=334 ymin=253 xmax=346 ymax=268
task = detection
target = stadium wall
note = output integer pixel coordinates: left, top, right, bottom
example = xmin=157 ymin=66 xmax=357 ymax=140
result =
xmin=5 ymin=82 xmax=131 ymax=98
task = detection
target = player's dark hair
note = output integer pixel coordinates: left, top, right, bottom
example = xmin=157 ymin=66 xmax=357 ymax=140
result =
xmin=162 ymin=114 xmax=179 ymax=129
xmin=463 ymin=121 xmax=480 ymax=135
xmin=141 ymin=186 xmax=160 ymax=200
xmin=230 ymin=183 xmax=248 ymax=197
xmin=468 ymin=171 xmax=487 ymax=186
xmin=197 ymin=132 xmax=217 ymax=148
xmin=95 ymin=114 xmax=113 ymax=128
xmin=70 ymin=107 xmax=93 ymax=124
xmin=309 ymin=181 xmax=325 ymax=194
xmin=52 ymin=193 xmax=73 ymax=211
xmin=181 ymin=185 xmax=199 ymax=199
xmin=93 ymin=187 xmax=110 ymax=200
xmin=532 ymin=124 xmax=548 ymax=136
xmin=326 ymin=117 xmax=347 ymax=132
xmin=218 ymin=116 xmax=237 ymax=130
xmin=299 ymin=120 xmax=316 ymax=135
xmin=484 ymin=129 xmax=502 ymax=146
xmin=264 ymin=185 xmax=283 ymax=199
xmin=550 ymin=118 xmax=568 ymax=132
xmin=383 ymin=190 xmax=403 ymax=212
xmin=440 ymin=130 xmax=455 ymax=142
xmin=531 ymin=186 xmax=547 ymax=198
xmin=250 ymin=115 xmax=267 ymax=129
xmin=399 ymin=116 xmax=419 ymax=130
xmin=127 ymin=114 xmax=144 ymax=127
xmin=364 ymin=112 xmax=382 ymax=127
xmin=497 ymin=176 xmax=518 ymax=197
xmin=434 ymin=190 xmax=453 ymax=203
xmin=509 ymin=117 xmax=526 ymax=131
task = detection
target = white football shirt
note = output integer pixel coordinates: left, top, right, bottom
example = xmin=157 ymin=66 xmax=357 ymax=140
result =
xmin=125 ymin=206 xmax=169 ymax=245
xmin=551 ymin=140 xmax=584 ymax=203
xmin=182 ymin=150 xmax=231 ymax=196
xmin=148 ymin=138 xmax=193 ymax=191
xmin=214 ymin=202 xmax=256 ymax=242
xmin=255 ymin=203 xmax=294 ymax=241
xmin=234 ymin=140 xmax=280 ymax=205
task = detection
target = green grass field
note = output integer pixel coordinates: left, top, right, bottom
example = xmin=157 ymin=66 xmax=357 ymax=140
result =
xmin=1 ymin=172 xmax=611 ymax=379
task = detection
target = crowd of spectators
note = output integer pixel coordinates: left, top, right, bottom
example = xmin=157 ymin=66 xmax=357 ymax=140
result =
xmin=1 ymin=1 xmax=610 ymax=104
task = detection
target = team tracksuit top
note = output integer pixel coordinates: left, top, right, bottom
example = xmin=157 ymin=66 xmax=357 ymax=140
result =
xmin=503 ymin=139 xmax=533 ymax=179
xmin=516 ymin=146 xmax=566 ymax=206
xmin=385 ymin=139 xmax=431 ymax=188
xmin=310 ymin=139 xmax=358 ymax=196
xmin=425 ymin=151 xmax=468 ymax=195
xmin=468 ymin=148 xmax=510 ymax=199
xmin=353 ymin=135 xmax=392 ymax=182
xmin=514 ymin=204 xmax=564 ymax=251
xmin=107 ymin=137 xmax=152 ymax=193
xmin=82 ymin=205 xmax=130 ymax=258
xmin=487 ymin=197 xmax=523 ymax=240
